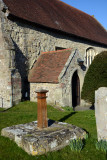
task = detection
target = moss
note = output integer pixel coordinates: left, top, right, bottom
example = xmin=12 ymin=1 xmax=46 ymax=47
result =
xmin=81 ymin=51 xmax=107 ymax=104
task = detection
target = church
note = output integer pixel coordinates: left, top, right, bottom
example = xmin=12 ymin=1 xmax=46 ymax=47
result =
xmin=0 ymin=0 xmax=107 ymax=108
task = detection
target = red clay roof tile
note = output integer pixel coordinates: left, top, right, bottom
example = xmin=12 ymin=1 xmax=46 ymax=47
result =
xmin=28 ymin=48 xmax=72 ymax=83
xmin=3 ymin=0 xmax=107 ymax=46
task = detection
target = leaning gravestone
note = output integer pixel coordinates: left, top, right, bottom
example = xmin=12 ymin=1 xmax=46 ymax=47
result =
xmin=95 ymin=87 xmax=107 ymax=141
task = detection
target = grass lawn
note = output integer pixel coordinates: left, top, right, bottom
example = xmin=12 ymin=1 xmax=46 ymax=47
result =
xmin=0 ymin=101 xmax=106 ymax=160
xmin=0 ymin=108 xmax=5 ymax=112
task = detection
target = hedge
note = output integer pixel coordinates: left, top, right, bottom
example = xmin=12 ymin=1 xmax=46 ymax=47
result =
xmin=81 ymin=51 xmax=107 ymax=104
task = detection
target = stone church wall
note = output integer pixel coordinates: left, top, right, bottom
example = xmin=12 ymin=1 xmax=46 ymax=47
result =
xmin=0 ymin=6 xmax=21 ymax=108
xmin=0 ymin=41 xmax=21 ymax=108
xmin=30 ymin=83 xmax=63 ymax=107
xmin=0 ymin=55 xmax=12 ymax=108
xmin=58 ymin=50 xmax=85 ymax=107
xmin=3 ymin=17 xmax=107 ymax=72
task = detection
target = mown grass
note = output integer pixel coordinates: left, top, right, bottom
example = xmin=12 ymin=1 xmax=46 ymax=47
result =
xmin=0 ymin=108 xmax=5 ymax=112
xmin=0 ymin=101 xmax=106 ymax=160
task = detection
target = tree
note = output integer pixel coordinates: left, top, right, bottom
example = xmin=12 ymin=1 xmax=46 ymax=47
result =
xmin=81 ymin=51 xmax=107 ymax=104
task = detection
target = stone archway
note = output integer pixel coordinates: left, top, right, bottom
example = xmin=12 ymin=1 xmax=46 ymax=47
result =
xmin=72 ymin=70 xmax=80 ymax=108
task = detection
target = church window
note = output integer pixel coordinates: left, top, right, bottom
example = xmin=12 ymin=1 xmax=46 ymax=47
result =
xmin=85 ymin=48 xmax=97 ymax=67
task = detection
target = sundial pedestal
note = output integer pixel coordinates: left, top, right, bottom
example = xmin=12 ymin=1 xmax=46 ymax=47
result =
xmin=36 ymin=89 xmax=48 ymax=129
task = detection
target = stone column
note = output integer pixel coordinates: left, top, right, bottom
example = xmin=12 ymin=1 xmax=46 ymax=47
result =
xmin=86 ymin=53 xmax=88 ymax=67
xmin=36 ymin=89 xmax=48 ymax=129
xmin=90 ymin=50 xmax=91 ymax=65
xmin=95 ymin=87 xmax=107 ymax=141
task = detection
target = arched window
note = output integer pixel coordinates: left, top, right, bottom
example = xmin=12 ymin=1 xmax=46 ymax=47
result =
xmin=85 ymin=48 xmax=97 ymax=67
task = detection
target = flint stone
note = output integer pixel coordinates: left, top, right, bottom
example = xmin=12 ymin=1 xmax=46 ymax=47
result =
xmin=1 ymin=120 xmax=86 ymax=155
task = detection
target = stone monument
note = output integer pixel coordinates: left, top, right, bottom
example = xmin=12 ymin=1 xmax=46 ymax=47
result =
xmin=1 ymin=89 xmax=87 ymax=155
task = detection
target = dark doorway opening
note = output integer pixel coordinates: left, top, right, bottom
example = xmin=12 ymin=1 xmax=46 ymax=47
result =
xmin=21 ymin=77 xmax=30 ymax=101
xmin=72 ymin=71 xmax=80 ymax=108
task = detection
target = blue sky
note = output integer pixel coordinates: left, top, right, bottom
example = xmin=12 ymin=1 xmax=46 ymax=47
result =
xmin=61 ymin=0 xmax=107 ymax=30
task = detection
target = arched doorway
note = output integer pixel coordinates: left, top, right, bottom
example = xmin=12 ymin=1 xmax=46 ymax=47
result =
xmin=72 ymin=71 xmax=80 ymax=108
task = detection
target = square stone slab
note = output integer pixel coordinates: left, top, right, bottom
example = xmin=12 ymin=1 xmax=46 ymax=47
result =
xmin=1 ymin=120 xmax=86 ymax=155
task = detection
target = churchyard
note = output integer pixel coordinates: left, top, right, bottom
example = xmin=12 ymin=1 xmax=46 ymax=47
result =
xmin=0 ymin=101 xmax=107 ymax=160
xmin=0 ymin=0 xmax=107 ymax=159
xmin=1 ymin=53 xmax=107 ymax=158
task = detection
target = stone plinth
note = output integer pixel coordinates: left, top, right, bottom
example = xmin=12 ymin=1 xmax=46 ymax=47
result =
xmin=95 ymin=87 xmax=107 ymax=141
xmin=1 ymin=120 xmax=86 ymax=155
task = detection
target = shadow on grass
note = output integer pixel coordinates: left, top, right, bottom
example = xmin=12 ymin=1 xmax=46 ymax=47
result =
xmin=48 ymin=112 xmax=77 ymax=126
xmin=58 ymin=112 xmax=77 ymax=122
xmin=90 ymin=105 xmax=95 ymax=110
xmin=0 ymin=105 xmax=16 ymax=112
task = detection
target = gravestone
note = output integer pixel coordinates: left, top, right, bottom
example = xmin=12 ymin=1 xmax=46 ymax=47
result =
xmin=95 ymin=87 xmax=107 ymax=141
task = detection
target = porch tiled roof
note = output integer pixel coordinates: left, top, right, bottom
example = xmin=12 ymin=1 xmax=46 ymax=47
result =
xmin=28 ymin=49 xmax=72 ymax=83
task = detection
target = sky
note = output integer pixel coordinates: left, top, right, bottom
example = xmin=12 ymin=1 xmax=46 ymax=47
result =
xmin=61 ymin=0 xmax=107 ymax=30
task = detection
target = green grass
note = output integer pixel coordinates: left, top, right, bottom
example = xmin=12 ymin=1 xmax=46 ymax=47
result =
xmin=0 ymin=108 xmax=5 ymax=111
xmin=0 ymin=101 xmax=106 ymax=160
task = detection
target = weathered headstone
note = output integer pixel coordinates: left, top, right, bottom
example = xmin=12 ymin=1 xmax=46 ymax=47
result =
xmin=95 ymin=87 xmax=107 ymax=141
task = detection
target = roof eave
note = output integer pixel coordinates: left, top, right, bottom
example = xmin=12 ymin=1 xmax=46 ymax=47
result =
xmin=8 ymin=13 xmax=107 ymax=47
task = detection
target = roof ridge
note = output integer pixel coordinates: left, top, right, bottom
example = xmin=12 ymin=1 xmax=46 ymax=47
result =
xmin=92 ymin=16 xmax=107 ymax=32
xmin=41 ymin=48 xmax=72 ymax=54
xmin=59 ymin=0 xmax=93 ymax=18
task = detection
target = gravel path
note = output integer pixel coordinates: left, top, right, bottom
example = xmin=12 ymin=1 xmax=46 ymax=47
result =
xmin=74 ymin=105 xmax=94 ymax=111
